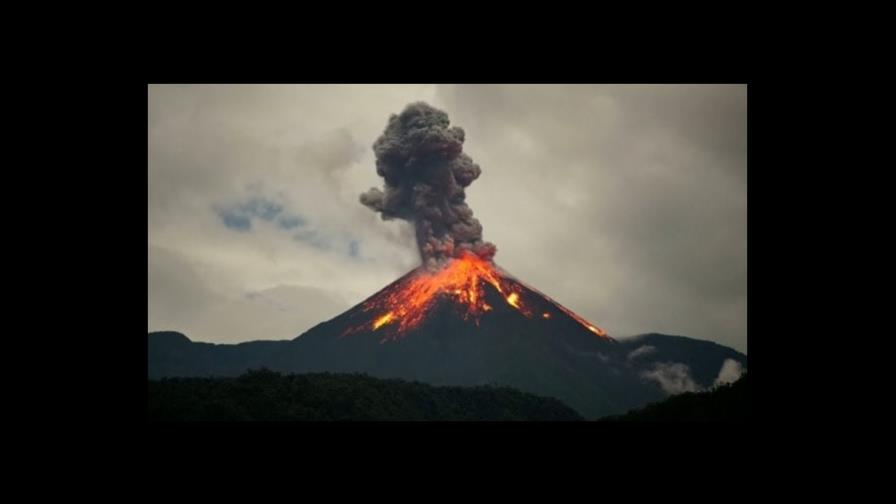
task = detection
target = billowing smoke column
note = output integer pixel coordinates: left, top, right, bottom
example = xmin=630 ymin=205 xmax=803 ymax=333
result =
xmin=361 ymin=102 xmax=496 ymax=270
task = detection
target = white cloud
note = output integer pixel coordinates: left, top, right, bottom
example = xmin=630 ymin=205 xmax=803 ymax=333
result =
xmin=627 ymin=345 xmax=657 ymax=360
xmin=641 ymin=362 xmax=701 ymax=395
xmin=713 ymin=359 xmax=746 ymax=386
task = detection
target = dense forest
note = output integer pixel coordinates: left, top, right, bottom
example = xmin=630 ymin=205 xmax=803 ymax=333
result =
xmin=149 ymin=369 xmax=747 ymax=421
xmin=601 ymin=373 xmax=747 ymax=421
xmin=148 ymin=369 xmax=585 ymax=421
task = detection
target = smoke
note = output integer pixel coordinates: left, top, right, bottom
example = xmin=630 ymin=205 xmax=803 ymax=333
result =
xmin=714 ymin=358 xmax=745 ymax=386
xmin=360 ymin=102 xmax=496 ymax=270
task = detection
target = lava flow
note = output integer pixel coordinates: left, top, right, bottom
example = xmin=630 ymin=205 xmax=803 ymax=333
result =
xmin=342 ymin=252 xmax=610 ymax=343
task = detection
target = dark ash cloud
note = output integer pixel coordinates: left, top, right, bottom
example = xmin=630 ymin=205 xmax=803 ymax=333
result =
xmin=360 ymin=102 xmax=496 ymax=270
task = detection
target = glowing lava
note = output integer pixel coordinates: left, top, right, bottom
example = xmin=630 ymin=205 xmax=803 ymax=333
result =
xmin=557 ymin=305 xmax=608 ymax=337
xmin=342 ymin=251 xmax=610 ymax=342
xmin=346 ymin=252 xmax=511 ymax=338
xmin=372 ymin=312 xmax=395 ymax=330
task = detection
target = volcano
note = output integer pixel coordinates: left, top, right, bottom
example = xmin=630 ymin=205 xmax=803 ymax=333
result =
xmin=149 ymin=253 xmax=747 ymax=417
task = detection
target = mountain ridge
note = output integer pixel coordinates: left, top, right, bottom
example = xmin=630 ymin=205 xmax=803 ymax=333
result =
xmin=149 ymin=328 xmax=746 ymax=418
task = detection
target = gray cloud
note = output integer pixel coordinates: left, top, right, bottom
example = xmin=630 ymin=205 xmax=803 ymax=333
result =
xmin=148 ymin=84 xmax=746 ymax=351
xmin=435 ymin=84 xmax=747 ymax=352
xmin=149 ymin=244 xmax=349 ymax=343
xmin=148 ymin=85 xmax=435 ymax=342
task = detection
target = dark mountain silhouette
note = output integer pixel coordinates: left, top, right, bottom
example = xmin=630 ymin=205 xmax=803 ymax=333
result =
xmin=149 ymin=369 xmax=584 ymax=421
xmin=149 ymin=328 xmax=745 ymax=419
xmin=148 ymin=258 xmax=747 ymax=418
xmin=601 ymin=373 xmax=747 ymax=421
xmin=619 ymin=333 xmax=747 ymax=386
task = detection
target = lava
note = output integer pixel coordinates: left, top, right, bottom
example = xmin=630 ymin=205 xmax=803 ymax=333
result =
xmin=509 ymin=276 xmax=610 ymax=339
xmin=346 ymin=252 xmax=510 ymax=339
xmin=556 ymin=304 xmax=608 ymax=337
xmin=372 ymin=312 xmax=395 ymax=330
xmin=342 ymin=251 xmax=610 ymax=342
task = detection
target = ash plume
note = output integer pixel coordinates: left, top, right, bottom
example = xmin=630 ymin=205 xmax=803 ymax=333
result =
xmin=360 ymin=102 xmax=496 ymax=270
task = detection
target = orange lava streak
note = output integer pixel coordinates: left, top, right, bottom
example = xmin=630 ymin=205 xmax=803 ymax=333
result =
xmin=372 ymin=312 xmax=394 ymax=330
xmin=346 ymin=252 xmax=525 ymax=340
xmin=500 ymin=272 xmax=611 ymax=340
xmin=343 ymin=251 xmax=610 ymax=342
xmin=554 ymin=303 xmax=609 ymax=338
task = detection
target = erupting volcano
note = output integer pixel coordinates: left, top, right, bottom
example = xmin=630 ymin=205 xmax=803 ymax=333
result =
xmin=148 ymin=101 xmax=749 ymax=420
xmin=349 ymin=102 xmax=609 ymax=345
xmin=342 ymin=252 xmax=609 ymax=343
xmin=288 ymin=102 xmax=627 ymax=416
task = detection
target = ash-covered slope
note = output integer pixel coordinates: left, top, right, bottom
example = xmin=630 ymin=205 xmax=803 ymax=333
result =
xmin=148 ymin=257 xmax=746 ymax=418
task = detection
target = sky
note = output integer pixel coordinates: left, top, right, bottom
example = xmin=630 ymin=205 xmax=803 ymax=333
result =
xmin=148 ymin=84 xmax=747 ymax=353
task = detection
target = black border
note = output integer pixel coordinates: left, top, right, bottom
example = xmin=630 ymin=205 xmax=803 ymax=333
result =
xmin=96 ymin=74 xmax=782 ymax=454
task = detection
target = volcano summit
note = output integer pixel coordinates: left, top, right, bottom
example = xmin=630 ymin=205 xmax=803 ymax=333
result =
xmin=342 ymin=251 xmax=609 ymax=343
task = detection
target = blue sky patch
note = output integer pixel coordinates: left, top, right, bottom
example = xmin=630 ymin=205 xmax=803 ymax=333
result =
xmin=293 ymin=229 xmax=332 ymax=250
xmin=277 ymin=215 xmax=306 ymax=230
xmin=243 ymin=198 xmax=283 ymax=221
xmin=218 ymin=209 xmax=252 ymax=232
xmin=216 ymin=196 xmax=309 ymax=233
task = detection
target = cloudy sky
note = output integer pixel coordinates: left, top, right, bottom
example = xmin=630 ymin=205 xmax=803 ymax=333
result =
xmin=148 ymin=84 xmax=747 ymax=353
